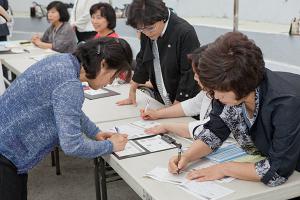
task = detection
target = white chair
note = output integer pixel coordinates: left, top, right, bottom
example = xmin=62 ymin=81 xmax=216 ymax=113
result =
xmin=265 ymin=60 xmax=300 ymax=75
xmin=0 ymin=61 xmax=6 ymax=95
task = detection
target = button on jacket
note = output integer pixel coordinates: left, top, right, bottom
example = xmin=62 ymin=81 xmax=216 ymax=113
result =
xmin=132 ymin=12 xmax=200 ymax=103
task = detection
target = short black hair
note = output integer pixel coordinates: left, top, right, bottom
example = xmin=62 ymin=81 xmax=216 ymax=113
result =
xmin=73 ymin=37 xmax=133 ymax=80
xmin=47 ymin=1 xmax=70 ymax=22
xmin=90 ymin=3 xmax=116 ymax=30
xmin=126 ymin=0 xmax=169 ymax=29
xmin=196 ymin=32 xmax=265 ymax=100
xmin=187 ymin=45 xmax=209 ymax=68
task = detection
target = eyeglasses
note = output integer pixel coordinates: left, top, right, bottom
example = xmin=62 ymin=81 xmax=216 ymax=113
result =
xmin=136 ymin=24 xmax=157 ymax=33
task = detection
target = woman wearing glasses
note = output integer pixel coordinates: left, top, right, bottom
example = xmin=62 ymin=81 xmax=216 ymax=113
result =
xmin=117 ymin=0 xmax=200 ymax=106
xmin=169 ymin=32 xmax=300 ymax=187
xmin=0 ymin=38 xmax=132 ymax=199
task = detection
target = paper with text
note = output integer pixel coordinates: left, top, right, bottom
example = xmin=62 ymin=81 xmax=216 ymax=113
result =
xmin=136 ymin=135 xmax=176 ymax=152
xmin=115 ymin=140 xmax=146 ymax=157
xmin=179 ymin=181 xmax=234 ymax=200
xmin=130 ymin=120 xmax=161 ymax=129
xmin=109 ymin=124 xmax=149 ymax=139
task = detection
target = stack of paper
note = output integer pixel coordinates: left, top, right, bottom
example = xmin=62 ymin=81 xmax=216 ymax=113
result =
xmin=145 ymin=166 xmax=234 ymax=200
xmin=179 ymin=181 xmax=234 ymax=200
xmin=145 ymin=167 xmax=185 ymax=184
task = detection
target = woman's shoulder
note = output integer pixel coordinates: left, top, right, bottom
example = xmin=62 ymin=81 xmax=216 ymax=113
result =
xmin=60 ymin=22 xmax=74 ymax=31
xmin=108 ymin=32 xmax=119 ymax=38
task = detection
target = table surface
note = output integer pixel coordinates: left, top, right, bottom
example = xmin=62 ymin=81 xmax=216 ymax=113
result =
xmin=98 ymin=117 xmax=300 ymax=200
xmin=83 ymin=84 xmax=164 ymax=124
xmin=2 ymin=41 xmax=300 ymax=200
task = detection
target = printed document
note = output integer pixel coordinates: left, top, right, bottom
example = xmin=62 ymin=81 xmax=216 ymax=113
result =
xmin=179 ymin=181 xmax=234 ymax=200
xmin=136 ymin=135 xmax=176 ymax=152
xmin=115 ymin=140 xmax=146 ymax=157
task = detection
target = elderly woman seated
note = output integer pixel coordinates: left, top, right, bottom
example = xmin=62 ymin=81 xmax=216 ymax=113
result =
xmin=31 ymin=1 xmax=77 ymax=53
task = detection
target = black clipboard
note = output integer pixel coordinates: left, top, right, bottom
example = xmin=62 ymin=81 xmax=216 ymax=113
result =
xmin=113 ymin=135 xmax=177 ymax=160
xmin=84 ymin=88 xmax=120 ymax=100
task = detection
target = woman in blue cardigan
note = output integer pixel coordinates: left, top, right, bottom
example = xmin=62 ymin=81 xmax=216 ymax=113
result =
xmin=169 ymin=32 xmax=300 ymax=187
xmin=0 ymin=37 xmax=132 ymax=199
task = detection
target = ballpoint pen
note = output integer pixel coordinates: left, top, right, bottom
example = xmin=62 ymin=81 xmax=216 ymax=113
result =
xmin=177 ymin=143 xmax=182 ymax=175
xmin=144 ymin=98 xmax=150 ymax=112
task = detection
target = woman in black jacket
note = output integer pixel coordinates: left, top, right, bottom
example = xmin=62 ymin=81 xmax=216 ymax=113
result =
xmin=117 ymin=0 xmax=200 ymax=106
xmin=169 ymin=31 xmax=300 ymax=187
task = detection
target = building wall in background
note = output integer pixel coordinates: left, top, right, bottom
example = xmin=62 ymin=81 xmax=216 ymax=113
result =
xmin=10 ymin=0 xmax=300 ymax=25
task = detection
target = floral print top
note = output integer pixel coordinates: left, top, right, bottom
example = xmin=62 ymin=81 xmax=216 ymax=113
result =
xmin=193 ymin=88 xmax=287 ymax=186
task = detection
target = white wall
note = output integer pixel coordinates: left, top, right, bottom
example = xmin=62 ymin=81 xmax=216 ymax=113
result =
xmin=9 ymin=0 xmax=300 ymax=24
xmin=170 ymin=0 xmax=300 ymax=25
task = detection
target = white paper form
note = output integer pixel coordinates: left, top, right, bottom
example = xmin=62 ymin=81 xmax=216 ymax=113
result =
xmin=109 ymin=124 xmax=149 ymax=139
xmin=130 ymin=120 xmax=161 ymax=129
xmin=115 ymin=140 xmax=146 ymax=157
xmin=136 ymin=135 xmax=176 ymax=152
xmin=145 ymin=159 xmax=234 ymax=185
xmin=84 ymin=89 xmax=109 ymax=96
xmin=145 ymin=167 xmax=186 ymax=184
xmin=179 ymin=181 xmax=234 ymax=200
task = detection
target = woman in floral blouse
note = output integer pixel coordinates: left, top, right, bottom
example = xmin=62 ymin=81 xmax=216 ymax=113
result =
xmin=169 ymin=31 xmax=300 ymax=187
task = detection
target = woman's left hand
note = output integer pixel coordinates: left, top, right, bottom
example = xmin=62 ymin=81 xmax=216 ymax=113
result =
xmin=186 ymin=164 xmax=226 ymax=182
xmin=95 ymin=132 xmax=114 ymax=141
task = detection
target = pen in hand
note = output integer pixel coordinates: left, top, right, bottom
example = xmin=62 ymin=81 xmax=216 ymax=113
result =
xmin=114 ymin=126 xmax=120 ymax=133
xmin=144 ymin=98 xmax=150 ymax=112
xmin=177 ymin=143 xmax=182 ymax=175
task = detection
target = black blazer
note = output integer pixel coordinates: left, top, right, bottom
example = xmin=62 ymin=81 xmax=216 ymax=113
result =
xmin=132 ymin=12 xmax=200 ymax=103
xmin=0 ymin=0 xmax=9 ymax=37
xmin=205 ymin=69 xmax=300 ymax=185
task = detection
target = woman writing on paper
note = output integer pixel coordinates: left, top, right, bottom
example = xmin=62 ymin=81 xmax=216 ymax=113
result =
xmin=140 ymin=46 xmax=212 ymax=139
xmin=31 ymin=1 xmax=77 ymax=53
xmin=168 ymin=32 xmax=300 ymax=186
xmin=0 ymin=37 xmax=132 ymax=199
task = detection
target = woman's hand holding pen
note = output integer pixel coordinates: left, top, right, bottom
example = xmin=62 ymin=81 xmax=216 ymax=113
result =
xmin=140 ymin=108 xmax=159 ymax=120
xmin=108 ymin=134 xmax=128 ymax=152
xmin=95 ymin=132 xmax=114 ymax=141
xmin=144 ymin=124 xmax=167 ymax=135
xmin=168 ymin=154 xmax=189 ymax=175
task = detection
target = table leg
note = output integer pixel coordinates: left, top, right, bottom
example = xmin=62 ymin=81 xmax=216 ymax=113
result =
xmin=99 ymin=157 xmax=107 ymax=200
xmin=94 ymin=157 xmax=107 ymax=200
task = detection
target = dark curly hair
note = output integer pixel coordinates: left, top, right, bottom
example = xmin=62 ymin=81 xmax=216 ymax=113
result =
xmin=195 ymin=32 xmax=266 ymax=100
